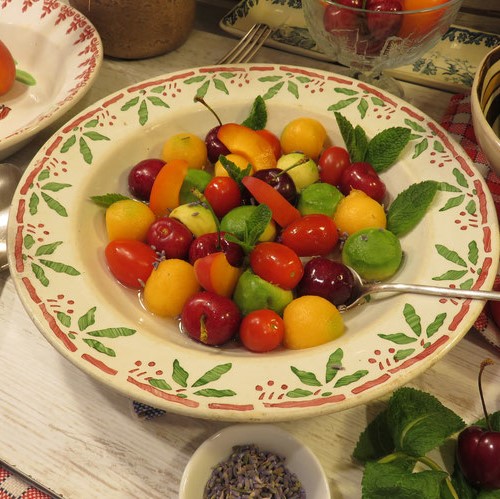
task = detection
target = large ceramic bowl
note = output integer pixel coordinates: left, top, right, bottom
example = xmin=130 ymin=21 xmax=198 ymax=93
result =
xmin=7 ymin=64 xmax=499 ymax=422
xmin=0 ymin=1 xmax=103 ymax=160
xmin=471 ymin=45 xmax=500 ymax=175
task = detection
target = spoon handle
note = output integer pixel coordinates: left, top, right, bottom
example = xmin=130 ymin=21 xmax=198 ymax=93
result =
xmin=366 ymin=282 xmax=500 ymax=301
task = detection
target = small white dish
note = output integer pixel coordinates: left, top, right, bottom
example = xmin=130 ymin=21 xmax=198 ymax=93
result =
xmin=0 ymin=1 xmax=103 ymax=160
xmin=179 ymin=424 xmax=330 ymax=498
xmin=471 ymin=45 xmax=500 ymax=175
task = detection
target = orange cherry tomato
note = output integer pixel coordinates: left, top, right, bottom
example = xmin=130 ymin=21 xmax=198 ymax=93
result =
xmin=0 ymin=40 xmax=16 ymax=96
xmin=398 ymin=0 xmax=449 ymax=40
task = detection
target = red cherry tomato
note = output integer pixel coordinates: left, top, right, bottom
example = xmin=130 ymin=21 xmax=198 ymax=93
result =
xmin=204 ymin=176 xmax=242 ymax=218
xmin=339 ymin=162 xmax=386 ymax=202
xmin=105 ymin=239 xmax=157 ymax=289
xmin=281 ymin=214 xmax=339 ymax=256
xmin=318 ymin=146 xmax=350 ymax=186
xmin=255 ymin=129 xmax=282 ymax=160
xmin=0 ymin=40 xmax=15 ymax=96
xmin=250 ymin=241 xmax=304 ymax=290
xmin=239 ymin=309 xmax=285 ymax=352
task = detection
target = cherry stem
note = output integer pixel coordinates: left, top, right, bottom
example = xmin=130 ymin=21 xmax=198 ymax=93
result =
xmin=278 ymin=157 xmax=310 ymax=177
xmin=194 ymin=96 xmax=222 ymax=126
xmin=478 ymin=358 xmax=494 ymax=430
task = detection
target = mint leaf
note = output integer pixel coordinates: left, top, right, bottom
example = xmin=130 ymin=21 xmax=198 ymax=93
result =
xmin=473 ymin=410 xmax=500 ymax=431
xmin=387 ymin=181 xmax=439 ymax=237
xmin=217 ymin=155 xmax=252 ymax=188
xmin=246 ymin=203 xmax=272 ymax=246
xmin=353 ymin=125 xmax=369 ymax=162
xmin=241 ymin=95 xmax=267 ymax=130
xmin=362 ymin=461 xmax=448 ymax=499
xmin=387 ymin=387 xmax=465 ymax=457
xmin=225 ymin=204 xmax=272 ymax=254
xmin=366 ymin=127 xmax=412 ymax=173
xmin=90 ymin=193 xmax=130 ymax=207
xmin=334 ymin=112 xmax=356 ymax=159
xmin=450 ymin=466 xmax=478 ymax=499
xmin=353 ymin=409 xmax=395 ymax=462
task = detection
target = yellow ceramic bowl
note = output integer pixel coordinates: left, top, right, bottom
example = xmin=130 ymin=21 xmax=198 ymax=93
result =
xmin=471 ymin=44 xmax=500 ymax=174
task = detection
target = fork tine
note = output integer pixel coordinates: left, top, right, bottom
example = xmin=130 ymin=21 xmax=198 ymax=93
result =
xmin=217 ymin=23 xmax=272 ymax=65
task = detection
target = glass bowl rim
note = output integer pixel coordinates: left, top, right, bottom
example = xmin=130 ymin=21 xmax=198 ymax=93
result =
xmin=313 ymin=0 xmax=463 ymax=15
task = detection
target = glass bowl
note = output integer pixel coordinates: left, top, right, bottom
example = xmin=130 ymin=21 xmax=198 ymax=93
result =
xmin=302 ymin=0 xmax=463 ymax=96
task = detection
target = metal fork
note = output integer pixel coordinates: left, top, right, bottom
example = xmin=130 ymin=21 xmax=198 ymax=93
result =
xmin=217 ymin=23 xmax=273 ymax=64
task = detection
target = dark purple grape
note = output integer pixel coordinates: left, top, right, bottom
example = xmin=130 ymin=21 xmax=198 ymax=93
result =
xmin=252 ymin=168 xmax=297 ymax=205
xmin=128 ymin=158 xmax=165 ymax=201
xmin=297 ymin=257 xmax=355 ymax=306
xmin=205 ymin=125 xmax=230 ymax=164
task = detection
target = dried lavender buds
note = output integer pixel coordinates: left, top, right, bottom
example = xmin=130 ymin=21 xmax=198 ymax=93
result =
xmin=203 ymin=444 xmax=306 ymax=498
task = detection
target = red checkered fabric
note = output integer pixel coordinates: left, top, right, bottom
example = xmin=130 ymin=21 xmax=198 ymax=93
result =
xmin=0 ymin=468 xmax=51 ymax=499
xmin=440 ymin=93 xmax=500 ymax=342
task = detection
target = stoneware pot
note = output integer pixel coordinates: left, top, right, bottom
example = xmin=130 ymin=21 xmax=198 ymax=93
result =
xmin=69 ymin=0 xmax=196 ymax=59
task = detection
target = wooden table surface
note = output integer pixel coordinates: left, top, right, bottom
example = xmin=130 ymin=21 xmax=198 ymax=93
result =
xmin=1 ymin=1 xmax=499 ymax=498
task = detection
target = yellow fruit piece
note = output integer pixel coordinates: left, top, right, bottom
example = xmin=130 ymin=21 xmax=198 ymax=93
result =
xmin=280 ymin=117 xmax=327 ymax=161
xmin=214 ymin=153 xmax=253 ymax=177
xmin=283 ymin=295 xmax=344 ymax=349
xmin=143 ymin=259 xmax=200 ymax=317
xmin=105 ymin=199 xmax=156 ymax=242
xmin=162 ymin=132 xmax=208 ymax=170
xmin=333 ymin=189 xmax=386 ymax=236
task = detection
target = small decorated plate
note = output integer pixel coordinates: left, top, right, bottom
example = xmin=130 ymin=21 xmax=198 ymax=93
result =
xmin=7 ymin=64 xmax=499 ymax=421
xmin=0 ymin=0 xmax=103 ymax=160
xmin=219 ymin=0 xmax=500 ymax=93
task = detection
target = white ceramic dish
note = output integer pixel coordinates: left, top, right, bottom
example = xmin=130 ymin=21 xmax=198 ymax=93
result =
xmin=7 ymin=64 xmax=499 ymax=422
xmin=219 ymin=0 xmax=500 ymax=93
xmin=0 ymin=1 xmax=103 ymax=160
xmin=179 ymin=424 xmax=329 ymax=498
xmin=471 ymin=45 xmax=500 ymax=175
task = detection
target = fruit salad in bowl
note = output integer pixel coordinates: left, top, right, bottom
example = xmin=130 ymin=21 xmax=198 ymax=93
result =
xmin=7 ymin=65 xmax=498 ymax=421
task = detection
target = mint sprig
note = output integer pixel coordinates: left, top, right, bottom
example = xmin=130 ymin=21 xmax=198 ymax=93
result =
xmin=217 ymin=155 xmax=252 ymax=188
xmin=90 ymin=193 xmax=131 ymax=207
xmin=387 ymin=181 xmax=439 ymax=237
xmin=241 ymin=95 xmax=267 ymax=130
xmin=225 ymin=204 xmax=272 ymax=254
xmin=353 ymin=387 xmax=500 ymax=498
xmin=334 ymin=112 xmax=411 ymax=173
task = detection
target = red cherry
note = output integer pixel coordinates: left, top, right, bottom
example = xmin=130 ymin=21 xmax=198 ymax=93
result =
xmin=456 ymin=359 xmax=500 ymax=490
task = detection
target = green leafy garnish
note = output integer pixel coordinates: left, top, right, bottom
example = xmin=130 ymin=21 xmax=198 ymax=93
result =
xmin=334 ymin=112 xmax=411 ymax=172
xmin=387 ymin=181 xmax=439 ymax=237
xmin=90 ymin=193 xmax=130 ymax=207
xmin=225 ymin=204 xmax=272 ymax=254
xmin=353 ymin=387 xmax=500 ymax=499
xmin=15 ymin=69 xmax=36 ymax=86
xmin=217 ymin=155 xmax=252 ymax=188
xmin=241 ymin=95 xmax=267 ymax=130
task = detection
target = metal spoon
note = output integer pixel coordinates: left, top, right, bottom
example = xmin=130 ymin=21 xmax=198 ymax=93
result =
xmin=0 ymin=162 xmax=22 ymax=271
xmin=339 ymin=265 xmax=500 ymax=312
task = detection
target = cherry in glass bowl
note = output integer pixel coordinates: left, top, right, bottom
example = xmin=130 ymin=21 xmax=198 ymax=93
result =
xmin=302 ymin=0 xmax=463 ymax=96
